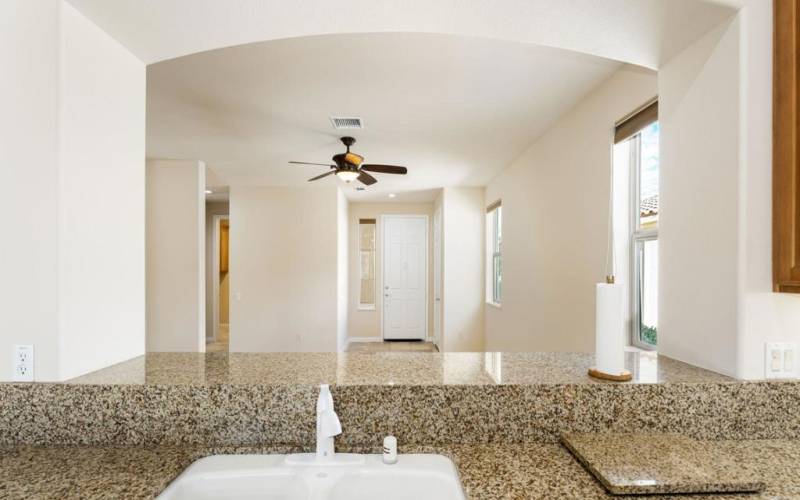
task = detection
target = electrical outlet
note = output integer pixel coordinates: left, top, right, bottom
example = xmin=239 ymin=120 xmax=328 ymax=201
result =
xmin=765 ymin=342 xmax=798 ymax=379
xmin=13 ymin=344 xmax=34 ymax=382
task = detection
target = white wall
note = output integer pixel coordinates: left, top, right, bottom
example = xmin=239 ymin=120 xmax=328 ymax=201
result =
xmin=658 ymin=18 xmax=741 ymax=377
xmin=347 ymin=202 xmax=435 ymax=342
xmin=650 ymin=2 xmax=800 ymax=380
xmin=0 ymin=0 xmax=145 ymax=381
xmin=441 ymin=187 xmax=485 ymax=351
xmin=484 ymin=66 xmax=658 ymax=352
xmin=735 ymin=0 xmax=800 ymax=380
xmin=0 ymin=0 xmax=61 ymax=381
xmin=336 ymin=188 xmax=349 ymax=351
xmin=205 ymin=201 xmax=229 ymax=339
xmin=229 ymin=186 xmax=341 ymax=352
xmin=57 ymin=2 xmax=146 ymax=380
xmin=146 ymin=160 xmax=205 ymax=352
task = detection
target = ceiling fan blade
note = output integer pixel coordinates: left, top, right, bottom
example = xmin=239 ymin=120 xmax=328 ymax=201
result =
xmin=357 ymin=171 xmax=378 ymax=186
xmin=308 ymin=170 xmax=336 ymax=182
xmin=360 ymin=164 xmax=408 ymax=175
xmin=290 ymin=161 xmax=336 ymax=167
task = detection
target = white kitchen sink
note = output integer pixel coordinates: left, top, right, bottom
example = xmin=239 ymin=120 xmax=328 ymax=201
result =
xmin=157 ymin=453 xmax=466 ymax=500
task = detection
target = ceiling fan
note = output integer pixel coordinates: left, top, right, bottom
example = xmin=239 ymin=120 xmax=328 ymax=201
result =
xmin=289 ymin=136 xmax=408 ymax=186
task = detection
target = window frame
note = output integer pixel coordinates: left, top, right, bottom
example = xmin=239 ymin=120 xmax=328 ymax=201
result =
xmin=486 ymin=202 xmax=502 ymax=307
xmin=628 ymin=131 xmax=658 ymax=350
xmin=357 ymin=219 xmax=377 ymax=311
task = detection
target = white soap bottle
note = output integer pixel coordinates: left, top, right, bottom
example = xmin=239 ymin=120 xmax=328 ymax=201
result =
xmin=383 ymin=435 xmax=398 ymax=464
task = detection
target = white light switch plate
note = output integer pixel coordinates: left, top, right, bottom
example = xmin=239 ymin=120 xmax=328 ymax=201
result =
xmin=13 ymin=344 xmax=34 ymax=382
xmin=765 ymin=342 xmax=798 ymax=379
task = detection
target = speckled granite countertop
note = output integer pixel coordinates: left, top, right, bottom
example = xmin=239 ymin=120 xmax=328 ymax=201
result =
xmin=561 ymin=433 xmax=767 ymax=495
xmin=2 ymin=440 xmax=799 ymax=500
xmin=5 ymin=352 xmax=800 ymax=448
xmin=66 ymin=351 xmax=731 ymax=386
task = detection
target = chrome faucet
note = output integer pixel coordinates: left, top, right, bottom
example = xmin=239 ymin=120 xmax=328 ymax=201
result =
xmin=315 ymin=384 xmax=342 ymax=461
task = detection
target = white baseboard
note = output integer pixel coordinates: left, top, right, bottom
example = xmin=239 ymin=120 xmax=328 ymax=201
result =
xmin=347 ymin=337 xmax=383 ymax=344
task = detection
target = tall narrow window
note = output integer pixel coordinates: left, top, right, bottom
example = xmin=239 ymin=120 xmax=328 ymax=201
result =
xmin=358 ymin=219 xmax=376 ymax=309
xmin=614 ymin=100 xmax=659 ymax=348
xmin=486 ymin=202 xmax=502 ymax=305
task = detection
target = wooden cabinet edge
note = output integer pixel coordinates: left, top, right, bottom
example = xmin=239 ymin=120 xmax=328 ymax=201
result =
xmin=773 ymin=0 xmax=800 ymax=293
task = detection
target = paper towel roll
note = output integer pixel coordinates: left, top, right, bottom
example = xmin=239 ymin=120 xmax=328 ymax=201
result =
xmin=595 ymin=283 xmax=625 ymax=375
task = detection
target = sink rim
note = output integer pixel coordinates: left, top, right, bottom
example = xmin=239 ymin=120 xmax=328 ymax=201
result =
xmin=157 ymin=453 xmax=466 ymax=500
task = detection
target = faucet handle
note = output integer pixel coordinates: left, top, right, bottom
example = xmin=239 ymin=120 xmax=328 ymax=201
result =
xmin=319 ymin=408 xmax=342 ymax=437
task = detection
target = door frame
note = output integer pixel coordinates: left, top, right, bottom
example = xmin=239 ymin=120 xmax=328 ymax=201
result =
xmin=211 ymin=214 xmax=229 ymax=343
xmin=380 ymin=214 xmax=429 ymax=341
xmin=432 ymin=206 xmax=442 ymax=348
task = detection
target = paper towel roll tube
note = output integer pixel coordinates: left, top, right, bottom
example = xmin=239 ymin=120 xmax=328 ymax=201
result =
xmin=590 ymin=283 xmax=631 ymax=381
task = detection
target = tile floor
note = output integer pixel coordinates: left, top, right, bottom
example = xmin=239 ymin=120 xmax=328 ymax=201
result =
xmin=347 ymin=340 xmax=438 ymax=353
xmin=206 ymin=324 xmax=229 ymax=353
xmin=206 ymin=328 xmax=436 ymax=354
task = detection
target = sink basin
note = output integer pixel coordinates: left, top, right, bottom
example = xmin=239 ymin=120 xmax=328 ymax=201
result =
xmin=157 ymin=453 xmax=466 ymax=500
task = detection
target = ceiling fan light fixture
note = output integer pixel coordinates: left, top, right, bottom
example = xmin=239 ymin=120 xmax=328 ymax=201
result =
xmin=336 ymin=170 xmax=360 ymax=183
xmin=291 ymin=136 xmax=408 ymax=186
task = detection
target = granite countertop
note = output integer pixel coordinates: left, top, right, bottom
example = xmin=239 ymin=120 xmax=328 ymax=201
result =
xmin=561 ymin=433 xmax=767 ymax=495
xmin=64 ymin=351 xmax=733 ymax=386
xmin=2 ymin=440 xmax=799 ymax=499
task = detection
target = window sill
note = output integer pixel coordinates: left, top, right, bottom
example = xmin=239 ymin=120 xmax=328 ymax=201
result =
xmin=357 ymin=305 xmax=376 ymax=311
xmin=486 ymin=301 xmax=502 ymax=309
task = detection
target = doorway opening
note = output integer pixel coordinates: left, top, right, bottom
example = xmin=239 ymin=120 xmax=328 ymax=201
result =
xmin=208 ymin=214 xmax=230 ymax=352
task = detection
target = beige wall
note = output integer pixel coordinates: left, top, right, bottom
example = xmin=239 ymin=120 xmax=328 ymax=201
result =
xmin=146 ymin=160 xmax=206 ymax=352
xmin=440 ymin=187 xmax=485 ymax=351
xmin=204 ymin=201 xmax=229 ymax=338
xmin=347 ymin=202 xmax=436 ymax=342
xmin=337 ymin=189 xmax=349 ymax=351
xmin=484 ymin=65 xmax=657 ymax=353
xmin=229 ymin=185 xmax=342 ymax=352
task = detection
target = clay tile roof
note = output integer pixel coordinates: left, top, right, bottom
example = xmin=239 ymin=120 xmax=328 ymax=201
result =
xmin=640 ymin=194 xmax=658 ymax=216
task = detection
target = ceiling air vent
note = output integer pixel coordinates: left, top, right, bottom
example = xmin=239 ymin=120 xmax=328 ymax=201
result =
xmin=330 ymin=116 xmax=363 ymax=130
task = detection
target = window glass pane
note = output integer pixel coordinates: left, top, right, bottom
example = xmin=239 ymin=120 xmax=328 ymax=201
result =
xmin=495 ymin=207 xmax=502 ymax=303
xmin=487 ymin=205 xmax=502 ymax=305
xmin=358 ymin=221 xmax=376 ymax=307
xmin=493 ymin=254 xmax=502 ymax=303
xmin=637 ymin=238 xmax=658 ymax=346
xmin=496 ymin=207 xmax=502 ymax=252
xmin=639 ymin=122 xmax=659 ymax=229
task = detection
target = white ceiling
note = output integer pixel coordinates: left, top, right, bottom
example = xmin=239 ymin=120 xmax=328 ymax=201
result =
xmin=146 ymin=33 xmax=626 ymax=201
xmin=67 ymin=0 xmax=736 ymax=69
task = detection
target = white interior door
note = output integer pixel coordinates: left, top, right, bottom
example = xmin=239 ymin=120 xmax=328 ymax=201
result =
xmin=383 ymin=215 xmax=427 ymax=340
xmin=433 ymin=208 xmax=442 ymax=348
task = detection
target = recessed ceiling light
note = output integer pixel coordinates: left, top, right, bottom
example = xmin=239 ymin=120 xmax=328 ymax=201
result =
xmin=205 ymin=190 xmax=213 ymax=194
xmin=388 ymin=193 xmax=397 ymax=198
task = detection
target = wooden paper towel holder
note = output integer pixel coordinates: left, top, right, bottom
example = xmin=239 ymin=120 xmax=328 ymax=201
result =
xmin=588 ymin=368 xmax=632 ymax=382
